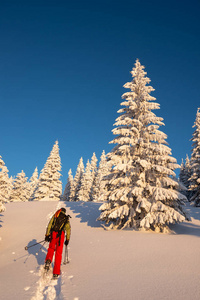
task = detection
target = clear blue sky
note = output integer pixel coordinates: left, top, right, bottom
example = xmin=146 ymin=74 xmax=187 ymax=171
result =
xmin=0 ymin=0 xmax=200 ymax=185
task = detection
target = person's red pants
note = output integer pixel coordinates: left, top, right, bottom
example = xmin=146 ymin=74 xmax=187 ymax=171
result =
xmin=45 ymin=231 xmax=65 ymax=275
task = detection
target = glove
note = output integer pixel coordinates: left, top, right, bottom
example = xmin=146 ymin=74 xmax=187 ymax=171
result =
xmin=65 ymin=239 xmax=69 ymax=246
xmin=45 ymin=235 xmax=51 ymax=242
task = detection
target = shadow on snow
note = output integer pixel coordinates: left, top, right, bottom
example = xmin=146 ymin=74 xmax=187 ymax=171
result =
xmin=0 ymin=213 xmax=3 ymax=228
xmin=64 ymin=201 xmax=103 ymax=229
xmin=170 ymin=203 xmax=200 ymax=237
xmin=14 ymin=239 xmax=47 ymax=265
xmin=65 ymin=201 xmax=200 ymax=237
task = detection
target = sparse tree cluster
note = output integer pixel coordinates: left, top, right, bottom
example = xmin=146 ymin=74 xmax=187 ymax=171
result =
xmin=62 ymin=151 xmax=110 ymax=202
xmin=0 ymin=141 xmax=62 ymax=204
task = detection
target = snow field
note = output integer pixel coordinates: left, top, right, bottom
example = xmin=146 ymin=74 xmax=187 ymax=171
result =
xmin=0 ymin=201 xmax=200 ymax=300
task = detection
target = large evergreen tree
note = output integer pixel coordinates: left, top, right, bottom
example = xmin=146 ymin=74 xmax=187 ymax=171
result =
xmin=34 ymin=141 xmax=62 ymax=201
xmin=99 ymin=59 xmax=189 ymax=232
xmin=10 ymin=170 xmax=29 ymax=202
xmin=189 ymin=108 xmax=200 ymax=206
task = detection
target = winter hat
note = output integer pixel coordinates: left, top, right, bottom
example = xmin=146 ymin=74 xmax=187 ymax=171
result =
xmin=61 ymin=207 xmax=66 ymax=213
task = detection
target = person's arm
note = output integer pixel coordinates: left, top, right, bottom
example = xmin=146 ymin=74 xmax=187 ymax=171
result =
xmin=46 ymin=215 xmax=55 ymax=236
xmin=64 ymin=221 xmax=71 ymax=245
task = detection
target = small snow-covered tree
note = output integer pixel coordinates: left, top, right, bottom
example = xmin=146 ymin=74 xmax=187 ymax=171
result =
xmin=0 ymin=156 xmax=13 ymax=203
xmin=98 ymin=59 xmax=189 ymax=232
xmin=10 ymin=170 xmax=29 ymax=202
xmin=89 ymin=153 xmax=98 ymax=201
xmin=73 ymin=157 xmax=84 ymax=201
xmin=189 ymin=108 xmax=200 ymax=206
xmin=28 ymin=167 xmax=39 ymax=201
xmin=62 ymin=169 xmax=74 ymax=201
xmin=179 ymin=159 xmax=186 ymax=185
xmin=179 ymin=155 xmax=192 ymax=199
xmin=77 ymin=160 xmax=93 ymax=201
xmin=34 ymin=141 xmax=62 ymax=201
xmin=92 ymin=150 xmax=111 ymax=202
xmin=185 ymin=156 xmax=192 ymax=186
xmin=179 ymin=156 xmax=192 ymax=189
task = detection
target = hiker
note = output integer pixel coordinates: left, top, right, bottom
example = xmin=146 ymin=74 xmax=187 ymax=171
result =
xmin=44 ymin=207 xmax=71 ymax=278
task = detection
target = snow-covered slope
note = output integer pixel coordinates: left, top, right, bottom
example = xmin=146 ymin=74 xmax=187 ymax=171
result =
xmin=1 ymin=201 xmax=200 ymax=300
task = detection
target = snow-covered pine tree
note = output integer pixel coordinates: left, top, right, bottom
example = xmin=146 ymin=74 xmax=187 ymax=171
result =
xmin=62 ymin=169 xmax=74 ymax=201
xmin=28 ymin=167 xmax=39 ymax=201
xmin=189 ymin=108 xmax=200 ymax=206
xmin=98 ymin=59 xmax=189 ymax=232
xmin=179 ymin=155 xmax=192 ymax=200
xmin=179 ymin=155 xmax=192 ymax=189
xmin=92 ymin=150 xmax=110 ymax=202
xmin=73 ymin=157 xmax=84 ymax=201
xmin=179 ymin=159 xmax=186 ymax=185
xmin=77 ymin=160 xmax=93 ymax=201
xmin=185 ymin=155 xmax=192 ymax=185
xmin=10 ymin=170 xmax=29 ymax=202
xmin=185 ymin=155 xmax=192 ymax=199
xmin=0 ymin=156 xmax=13 ymax=203
xmin=34 ymin=141 xmax=62 ymax=201
xmin=89 ymin=152 xmax=98 ymax=201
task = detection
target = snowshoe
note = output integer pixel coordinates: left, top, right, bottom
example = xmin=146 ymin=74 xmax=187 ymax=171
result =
xmin=44 ymin=259 xmax=51 ymax=271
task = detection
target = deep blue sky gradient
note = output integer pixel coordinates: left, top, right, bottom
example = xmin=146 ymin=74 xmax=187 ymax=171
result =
xmin=0 ymin=0 xmax=200 ymax=186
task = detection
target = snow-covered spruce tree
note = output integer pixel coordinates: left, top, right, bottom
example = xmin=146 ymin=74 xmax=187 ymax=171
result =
xmin=28 ymin=167 xmax=39 ymax=201
xmin=34 ymin=141 xmax=62 ymax=201
xmin=185 ymin=155 xmax=192 ymax=199
xmin=179 ymin=159 xmax=186 ymax=184
xmin=179 ymin=155 xmax=192 ymax=200
xmin=0 ymin=156 xmax=13 ymax=203
xmin=98 ymin=59 xmax=189 ymax=232
xmin=92 ymin=150 xmax=111 ymax=202
xmin=10 ymin=170 xmax=29 ymax=202
xmin=73 ymin=157 xmax=84 ymax=201
xmin=185 ymin=155 xmax=192 ymax=186
xmin=189 ymin=108 xmax=200 ymax=206
xmin=89 ymin=152 xmax=98 ymax=201
xmin=62 ymin=169 xmax=74 ymax=201
xmin=179 ymin=156 xmax=192 ymax=189
xmin=77 ymin=160 xmax=93 ymax=201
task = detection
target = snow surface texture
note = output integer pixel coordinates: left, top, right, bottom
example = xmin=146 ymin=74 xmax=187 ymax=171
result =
xmin=0 ymin=201 xmax=200 ymax=300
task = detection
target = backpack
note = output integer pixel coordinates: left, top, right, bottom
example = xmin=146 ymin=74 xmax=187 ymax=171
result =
xmin=51 ymin=209 xmax=70 ymax=234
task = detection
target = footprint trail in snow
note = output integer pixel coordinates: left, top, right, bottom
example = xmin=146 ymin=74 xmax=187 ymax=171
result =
xmin=31 ymin=265 xmax=64 ymax=300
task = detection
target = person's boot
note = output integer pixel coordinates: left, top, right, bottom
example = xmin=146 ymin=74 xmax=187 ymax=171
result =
xmin=44 ymin=259 xmax=51 ymax=271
